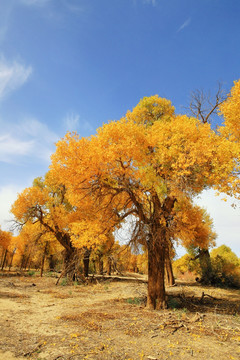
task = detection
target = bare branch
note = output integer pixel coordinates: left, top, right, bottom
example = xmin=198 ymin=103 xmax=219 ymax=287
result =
xmin=188 ymin=82 xmax=227 ymax=124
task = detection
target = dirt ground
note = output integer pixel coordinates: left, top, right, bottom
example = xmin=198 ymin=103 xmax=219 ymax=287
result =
xmin=0 ymin=272 xmax=239 ymax=360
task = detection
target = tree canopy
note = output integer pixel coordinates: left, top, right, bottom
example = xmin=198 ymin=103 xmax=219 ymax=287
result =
xmin=48 ymin=92 xmax=239 ymax=308
xmin=10 ymin=81 xmax=240 ymax=308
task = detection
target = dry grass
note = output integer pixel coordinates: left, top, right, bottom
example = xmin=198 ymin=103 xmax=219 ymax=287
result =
xmin=0 ymin=273 xmax=239 ymax=360
xmin=0 ymin=290 xmax=29 ymax=299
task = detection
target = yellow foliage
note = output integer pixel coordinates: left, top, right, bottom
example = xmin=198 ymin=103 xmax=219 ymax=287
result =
xmin=11 ymin=91 xmax=240 ymax=268
xmin=125 ymin=95 xmax=175 ymax=125
xmin=50 ymin=94 xmax=240 ymax=254
xmin=219 ymin=79 xmax=240 ymax=140
xmin=0 ymin=227 xmax=12 ymax=250
xmin=70 ymin=220 xmax=107 ymax=249
xmin=174 ymin=199 xmax=217 ymax=249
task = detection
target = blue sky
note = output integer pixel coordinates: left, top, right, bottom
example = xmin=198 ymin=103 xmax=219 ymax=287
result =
xmin=0 ymin=0 xmax=239 ymax=257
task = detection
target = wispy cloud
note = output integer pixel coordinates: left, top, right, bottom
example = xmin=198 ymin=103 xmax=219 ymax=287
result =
xmin=132 ymin=0 xmax=158 ymax=7
xmin=143 ymin=0 xmax=157 ymax=5
xmin=0 ymin=134 xmax=34 ymax=163
xmin=20 ymin=0 xmax=84 ymax=14
xmin=20 ymin=117 xmax=59 ymax=162
xmin=177 ymin=17 xmax=191 ymax=33
xmin=61 ymin=0 xmax=85 ymax=14
xmin=0 ymin=57 xmax=32 ymax=101
xmin=82 ymin=120 xmax=94 ymax=133
xmin=63 ymin=111 xmax=80 ymax=132
xmin=63 ymin=111 xmax=94 ymax=134
xmin=0 ymin=2 xmax=14 ymax=43
xmin=19 ymin=0 xmax=52 ymax=7
xmin=0 ymin=117 xmax=58 ymax=164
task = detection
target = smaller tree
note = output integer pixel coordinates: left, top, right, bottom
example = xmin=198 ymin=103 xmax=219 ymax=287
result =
xmin=173 ymin=253 xmax=199 ymax=278
xmin=0 ymin=227 xmax=12 ymax=270
xmin=210 ymin=245 xmax=240 ymax=287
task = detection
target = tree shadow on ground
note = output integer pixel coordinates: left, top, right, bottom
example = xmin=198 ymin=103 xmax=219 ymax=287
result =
xmin=167 ymin=291 xmax=240 ymax=315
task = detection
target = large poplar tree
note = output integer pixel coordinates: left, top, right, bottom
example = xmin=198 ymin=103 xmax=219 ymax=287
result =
xmin=50 ymin=93 xmax=239 ymax=309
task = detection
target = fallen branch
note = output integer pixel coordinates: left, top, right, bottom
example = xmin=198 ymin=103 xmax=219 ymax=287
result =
xmin=171 ymin=323 xmax=184 ymax=334
xmin=23 ymin=342 xmax=43 ymax=357
xmin=199 ymin=291 xmax=217 ymax=303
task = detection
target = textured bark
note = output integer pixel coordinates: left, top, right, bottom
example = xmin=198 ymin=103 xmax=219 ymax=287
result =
xmin=8 ymin=251 xmax=15 ymax=271
xmin=83 ymin=248 xmax=91 ymax=278
xmin=165 ymin=245 xmax=175 ymax=286
xmin=20 ymin=253 xmax=26 ymax=270
xmin=147 ymin=228 xmax=167 ymax=310
xmin=61 ymin=246 xmax=79 ymax=281
xmin=1 ymin=249 xmax=8 ymax=270
xmin=25 ymin=254 xmax=31 ymax=270
xmin=40 ymin=242 xmax=48 ymax=277
xmin=0 ymin=248 xmax=5 ymax=267
xmin=98 ymin=257 xmax=104 ymax=275
xmin=48 ymin=255 xmax=55 ymax=272
xmin=107 ymin=257 xmax=112 ymax=275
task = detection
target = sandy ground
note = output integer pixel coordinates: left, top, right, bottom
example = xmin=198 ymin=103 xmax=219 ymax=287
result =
xmin=0 ymin=273 xmax=240 ymax=360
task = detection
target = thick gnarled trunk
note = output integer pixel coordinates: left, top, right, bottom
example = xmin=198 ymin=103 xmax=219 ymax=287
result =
xmin=147 ymin=228 xmax=167 ymax=310
xmin=63 ymin=247 xmax=77 ymax=276
xmin=56 ymin=246 xmax=78 ymax=284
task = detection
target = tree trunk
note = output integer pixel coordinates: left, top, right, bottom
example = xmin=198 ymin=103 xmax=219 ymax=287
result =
xmin=91 ymin=259 xmax=96 ymax=274
xmin=199 ymin=248 xmax=213 ymax=284
xmin=1 ymin=249 xmax=8 ymax=270
xmin=165 ymin=245 xmax=175 ymax=286
xmin=20 ymin=254 xmax=25 ymax=270
xmin=40 ymin=242 xmax=48 ymax=277
xmin=8 ymin=250 xmax=15 ymax=271
xmin=28 ymin=260 xmax=32 ymax=271
xmin=25 ymin=254 xmax=31 ymax=270
xmin=48 ymin=254 xmax=55 ymax=272
xmin=0 ymin=247 xmax=5 ymax=267
xmin=107 ymin=257 xmax=112 ymax=275
xmin=63 ymin=247 xmax=77 ymax=278
xmin=147 ymin=230 xmax=167 ymax=310
xmin=83 ymin=248 xmax=91 ymax=278
xmin=98 ymin=256 xmax=104 ymax=275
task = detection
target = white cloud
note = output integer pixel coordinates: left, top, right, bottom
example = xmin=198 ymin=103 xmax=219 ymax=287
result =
xmin=0 ymin=57 xmax=32 ymax=100
xmin=21 ymin=117 xmax=59 ymax=161
xmin=0 ymin=117 xmax=58 ymax=164
xmin=0 ymin=134 xmax=34 ymax=163
xmin=21 ymin=117 xmax=58 ymax=142
xmin=177 ymin=17 xmax=191 ymax=32
xmin=0 ymin=184 xmax=23 ymax=231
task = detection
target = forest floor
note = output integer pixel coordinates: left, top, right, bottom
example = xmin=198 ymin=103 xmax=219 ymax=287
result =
xmin=0 ymin=271 xmax=240 ymax=360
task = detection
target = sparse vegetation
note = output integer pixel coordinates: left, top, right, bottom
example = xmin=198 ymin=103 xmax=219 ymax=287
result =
xmin=0 ymin=273 xmax=239 ymax=360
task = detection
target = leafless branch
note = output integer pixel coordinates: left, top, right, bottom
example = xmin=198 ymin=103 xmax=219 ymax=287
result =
xmin=188 ymin=82 xmax=227 ymax=124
